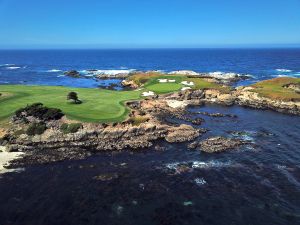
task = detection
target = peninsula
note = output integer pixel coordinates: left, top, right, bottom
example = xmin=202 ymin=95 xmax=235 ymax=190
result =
xmin=0 ymin=71 xmax=299 ymax=167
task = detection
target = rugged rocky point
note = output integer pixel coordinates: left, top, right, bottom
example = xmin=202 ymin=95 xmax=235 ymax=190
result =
xmin=189 ymin=136 xmax=249 ymax=153
xmin=64 ymin=70 xmax=81 ymax=78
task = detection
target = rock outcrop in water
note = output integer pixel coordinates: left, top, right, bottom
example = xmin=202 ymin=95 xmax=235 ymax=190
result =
xmin=64 ymin=70 xmax=81 ymax=78
xmin=189 ymin=136 xmax=249 ymax=153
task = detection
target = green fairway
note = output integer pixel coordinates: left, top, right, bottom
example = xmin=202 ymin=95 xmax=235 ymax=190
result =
xmin=0 ymin=85 xmax=141 ymax=123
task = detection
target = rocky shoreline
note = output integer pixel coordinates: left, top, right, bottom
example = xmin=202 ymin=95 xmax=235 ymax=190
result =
xmin=1 ymin=76 xmax=300 ymax=168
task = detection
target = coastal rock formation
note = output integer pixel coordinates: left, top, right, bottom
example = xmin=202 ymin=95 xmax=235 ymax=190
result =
xmin=3 ymin=98 xmax=204 ymax=166
xmin=283 ymin=83 xmax=300 ymax=93
xmin=165 ymin=124 xmax=202 ymax=143
xmin=95 ymin=73 xmax=129 ymax=79
xmin=121 ymin=79 xmax=139 ymax=89
xmin=234 ymin=87 xmax=300 ymax=115
xmin=64 ymin=70 xmax=81 ymax=78
xmin=189 ymin=136 xmax=249 ymax=153
xmin=202 ymin=88 xmax=300 ymax=115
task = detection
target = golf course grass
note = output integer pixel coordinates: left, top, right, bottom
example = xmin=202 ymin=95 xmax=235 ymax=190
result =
xmin=0 ymin=85 xmax=141 ymax=123
xmin=144 ymin=75 xmax=184 ymax=93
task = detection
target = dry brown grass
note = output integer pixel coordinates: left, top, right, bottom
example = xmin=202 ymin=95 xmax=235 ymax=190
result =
xmin=251 ymin=77 xmax=300 ymax=101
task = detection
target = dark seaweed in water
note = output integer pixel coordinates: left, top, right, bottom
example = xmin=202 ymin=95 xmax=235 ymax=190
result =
xmin=0 ymin=105 xmax=300 ymax=225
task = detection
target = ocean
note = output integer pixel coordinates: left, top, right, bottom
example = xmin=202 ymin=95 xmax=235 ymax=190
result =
xmin=0 ymin=49 xmax=300 ymax=225
xmin=0 ymin=49 xmax=300 ymax=87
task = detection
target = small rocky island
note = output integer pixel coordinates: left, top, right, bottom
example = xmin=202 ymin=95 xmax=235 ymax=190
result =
xmin=0 ymin=71 xmax=299 ymax=169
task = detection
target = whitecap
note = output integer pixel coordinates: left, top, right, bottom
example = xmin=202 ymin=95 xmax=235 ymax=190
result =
xmin=0 ymin=63 xmax=15 ymax=67
xmin=191 ymin=160 xmax=232 ymax=169
xmin=57 ymin=75 xmax=65 ymax=77
xmin=165 ymin=160 xmax=232 ymax=171
xmin=275 ymin=69 xmax=292 ymax=73
xmin=6 ymin=66 xmax=21 ymax=70
xmin=80 ymin=69 xmax=135 ymax=76
xmin=208 ymin=71 xmax=254 ymax=79
xmin=168 ymin=70 xmax=199 ymax=75
xmin=271 ymin=74 xmax=289 ymax=78
xmin=46 ymin=69 xmax=62 ymax=72
xmin=194 ymin=178 xmax=207 ymax=186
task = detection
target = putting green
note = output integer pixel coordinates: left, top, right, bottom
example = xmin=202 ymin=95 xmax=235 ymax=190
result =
xmin=0 ymin=85 xmax=141 ymax=123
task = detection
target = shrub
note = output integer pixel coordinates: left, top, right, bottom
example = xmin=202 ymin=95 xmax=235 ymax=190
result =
xmin=15 ymin=103 xmax=64 ymax=122
xmin=128 ymin=116 xmax=149 ymax=126
xmin=26 ymin=122 xmax=47 ymax=136
xmin=60 ymin=123 xmax=82 ymax=134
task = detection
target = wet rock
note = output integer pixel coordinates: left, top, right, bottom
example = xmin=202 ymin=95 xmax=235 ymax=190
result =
xmin=93 ymin=173 xmax=119 ymax=181
xmin=198 ymin=136 xmax=249 ymax=153
xmin=187 ymin=141 xmax=198 ymax=149
xmin=154 ymin=145 xmax=166 ymax=151
xmin=165 ymin=124 xmax=201 ymax=143
xmin=121 ymin=79 xmax=139 ymax=89
xmin=191 ymin=118 xmax=204 ymax=125
xmin=64 ymin=70 xmax=81 ymax=78
xmin=196 ymin=111 xmax=237 ymax=118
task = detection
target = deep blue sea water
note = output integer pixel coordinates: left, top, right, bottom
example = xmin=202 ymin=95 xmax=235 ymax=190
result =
xmin=0 ymin=49 xmax=300 ymax=225
xmin=0 ymin=49 xmax=300 ymax=87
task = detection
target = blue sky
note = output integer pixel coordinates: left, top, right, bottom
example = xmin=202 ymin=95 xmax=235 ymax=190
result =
xmin=0 ymin=0 xmax=299 ymax=49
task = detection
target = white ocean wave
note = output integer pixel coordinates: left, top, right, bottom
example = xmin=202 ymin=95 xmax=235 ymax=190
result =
xmin=191 ymin=160 xmax=232 ymax=169
xmin=168 ymin=70 xmax=199 ymax=75
xmin=0 ymin=64 xmax=15 ymax=67
xmin=165 ymin=160 xmax=232 ymax=171
xmin=276 ymin=69 xmax=292 ymax=73
xmin=194 ymin=177 xmax=207 ymax=186
xmin=46 ymin=69 xmax=62 ymax=72
xmin=272 ymin=74 xmax=289 ymax=78
xmin=208 ymin=71 xmax=254 ymax=79
xmin=80 ymin=69 xmax=135 ymax=76
xmin=6 ymin=66 xmax=21 ymax=70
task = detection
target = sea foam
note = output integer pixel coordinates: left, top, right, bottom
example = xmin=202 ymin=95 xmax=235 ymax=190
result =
xmin=81 ymin=69 xmax=135 ymax=76
xmin=275 ymin=69 xmax=292 ymax=73
xmin=6 ymin=66 xmax=21 ymax=70
xmin=46 ymin=69 xmax=62 ymax=72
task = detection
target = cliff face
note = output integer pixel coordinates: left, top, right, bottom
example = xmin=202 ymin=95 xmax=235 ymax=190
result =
xmin=202 ymin=87 xmax=300 ymax=115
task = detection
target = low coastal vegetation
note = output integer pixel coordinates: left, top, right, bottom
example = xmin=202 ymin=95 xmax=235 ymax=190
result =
xmin=60 ymin=123 xmax=82 ymax=134
xmin=251 ymin=77 xmax=300 ymax=101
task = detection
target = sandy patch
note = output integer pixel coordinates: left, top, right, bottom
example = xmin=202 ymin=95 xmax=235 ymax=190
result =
xmin=158 ymin=79 xmax=168 ymax=83
xmin=0 ymin=128 xmax=7 ymax=138
xmin=142 ymin=91 xmax=155 ymax=97
xmin=0 ymin=147 xmax=24 ymax=174
xmin=181 ymin=87 xmax=192 ymax=91
xmin=181 ymin=81 xmax=194 ymax=86
xmin=166 ymin=100 xmax=188 ymax=109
